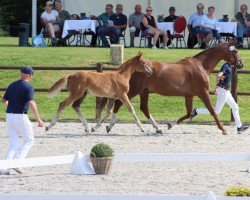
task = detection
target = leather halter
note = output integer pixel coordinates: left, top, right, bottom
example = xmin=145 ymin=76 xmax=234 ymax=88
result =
xmin=227 ymin=44 xmax=241 ymax=68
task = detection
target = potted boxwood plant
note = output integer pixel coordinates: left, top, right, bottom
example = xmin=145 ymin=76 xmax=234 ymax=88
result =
xmin=90 ymin=142 xmax=114 ymax=175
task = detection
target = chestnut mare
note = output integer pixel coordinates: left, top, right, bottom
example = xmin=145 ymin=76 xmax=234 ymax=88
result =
xmin=97 ymin=42 xmax=243 ymax=135
xmin=45 ymin=52 xmax=153 ymax=133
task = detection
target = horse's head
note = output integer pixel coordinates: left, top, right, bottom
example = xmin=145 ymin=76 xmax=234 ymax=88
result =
xmin=225 ymin=38 xmax=244 ymax=69
xmin=133 ymin=52 xmax=153 ymax=76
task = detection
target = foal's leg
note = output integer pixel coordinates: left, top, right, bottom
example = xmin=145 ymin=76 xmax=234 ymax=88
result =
xmin=139 ymin=89 xmax=162 ymax=134
xmin=91 ymin=99 xmax=115 ymax=133
xmin=167 ymin=97 xmax=194 ymax=129
xmin=119 ymin=94 xmax=144 ymax=132
xmin=198 ymin=90 xmax=227 ymax=135
xmin=72 ymin=92 xmax=90 ymax=133
xmin=106 ymin=99 xmax=123 ymax=133
xmin=46 ymin=95 xmax=76 ymax=131
xmin=106 ymin=88 xmax=141 ymax=133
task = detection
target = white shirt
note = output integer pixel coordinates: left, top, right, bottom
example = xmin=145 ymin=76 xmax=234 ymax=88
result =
xmin=41 ymin=10 xmax=59 ymax=21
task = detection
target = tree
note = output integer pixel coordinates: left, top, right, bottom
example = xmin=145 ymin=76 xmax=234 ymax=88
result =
xmin=0 ymin=0 xmax=47 ymax=36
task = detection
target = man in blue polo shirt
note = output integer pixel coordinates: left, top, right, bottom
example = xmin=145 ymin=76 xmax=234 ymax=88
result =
xmin=190 ymin=62 xmax=249 ymax=134
xmin=1 ymin=66 xmax=44 ymax=175
xmin=187 ymin=3 xmax=207 ymax=48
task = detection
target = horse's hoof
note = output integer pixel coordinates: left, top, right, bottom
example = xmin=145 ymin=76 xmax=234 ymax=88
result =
xmin=141 ymin=129 xmax=145 ymax=133
xmin=90 ymin=128 xmax=95 ymax=133
xmin=85 ymin=129 xmax=90 ymax=134
xmin=45 ymin=126 xmax=49 ymax=131
xmin=222 ymin=131 xmax=227 ymax=135
xmin=167 ymin=121 xmax=175 ymax=130
xmin=156 ymin=130 xmax=163 ymax=135
xmin=106 ymin=126 xmax=111 ymax=133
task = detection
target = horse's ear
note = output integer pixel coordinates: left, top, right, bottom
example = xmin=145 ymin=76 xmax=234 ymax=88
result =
xmin=137 ymin=51 xmax=143 ymax=60
xmin=228 ymin=37 xmax=237 ymax=46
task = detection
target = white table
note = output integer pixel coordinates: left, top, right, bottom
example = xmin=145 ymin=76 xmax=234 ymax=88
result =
xmin=62 ymin=20 xmax=99 ymax=38
xmin=216 ymin=22 xmax=237 ymax=36
xmin=157 ymin=22 xmax=174 ymax=34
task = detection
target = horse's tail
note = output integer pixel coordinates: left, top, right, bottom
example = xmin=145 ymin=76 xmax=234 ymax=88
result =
xmin=47 ymin=76 xmax=68 ymax=98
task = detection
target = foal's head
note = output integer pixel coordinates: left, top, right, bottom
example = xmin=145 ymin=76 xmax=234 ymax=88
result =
xmin=131 ymin=52 xmax=153 ymax=76
xmin=223 ymin=38 xmax=244 ymax=69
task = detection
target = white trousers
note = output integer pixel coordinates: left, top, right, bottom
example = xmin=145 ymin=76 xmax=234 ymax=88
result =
xmin=196 ymin=87 xmax=242 ymax=128
xmin=5 ymin=114 xmax=34 ymax=160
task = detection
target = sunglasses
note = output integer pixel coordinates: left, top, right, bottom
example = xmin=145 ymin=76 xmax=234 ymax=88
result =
xmin=146 ymin=10 xmax=152 ymax=12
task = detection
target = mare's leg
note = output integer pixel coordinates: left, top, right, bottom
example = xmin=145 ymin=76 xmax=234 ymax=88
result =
xmin=119 ymin=94 xmax=144 ymax=132
xmin=139 ymin=89 xmax=162 ymax=134
xmin=168 ymin=97 xmax=194 ymax=130
xmin=91 ymin=99 xmax=115 ymax=132
xmin=198 ymin=90 xmax=227 ymax=135
xmin=46 ymin=95 xmax=76 ymax=131
xmin=72 ymin=92 xmax=90 ymax=133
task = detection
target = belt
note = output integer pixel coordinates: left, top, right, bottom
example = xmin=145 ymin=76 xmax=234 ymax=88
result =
xmin=218 ymin=85 xmax=229 ymax=90
xmin=7 ymin=112 xmax=27 ymax=114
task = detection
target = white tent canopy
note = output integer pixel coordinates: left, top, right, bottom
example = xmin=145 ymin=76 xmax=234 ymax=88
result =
xmin=32 ymin=0 xmax=249 ymax=39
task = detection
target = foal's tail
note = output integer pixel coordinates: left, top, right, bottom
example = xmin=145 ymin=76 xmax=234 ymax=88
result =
xmin=47 ymin=76 xmax=68 ymax=98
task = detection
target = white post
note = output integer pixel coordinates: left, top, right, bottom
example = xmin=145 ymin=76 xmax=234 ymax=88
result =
xmin=32 ymin=0 xmax=37 ymax=37
xmin=110 ymin=44 xmax=124 ymax=65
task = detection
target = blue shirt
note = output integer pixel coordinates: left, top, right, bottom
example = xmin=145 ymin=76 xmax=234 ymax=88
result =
xmin=97 ymin=12 xmax=114 ymax=27
xmin=3 ymin=80 xmax=34 ymax=113
xmin=109 ymin=13 xmax=127 ymax=28
xmin=201 ymin=15 xmax=218 ymax=29
xmin=218 ymin=62 xmax=232 ymax=89
xmin=188 ymin=12 xmax=206 ymax=28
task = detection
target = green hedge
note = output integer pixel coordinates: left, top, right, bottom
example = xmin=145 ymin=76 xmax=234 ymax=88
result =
xmin=225 ymin=186 xmax=250 ymax=197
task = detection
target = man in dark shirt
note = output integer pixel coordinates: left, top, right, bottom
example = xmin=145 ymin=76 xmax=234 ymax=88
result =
xmin=109 ymin=4 xmax=127 ymax=44
xmin=0 ymin=66 xmax=44 ymax=175
xmin=163 ymin=6 xmax=178 ymax=46
xmin=54 ymin=0 xmax=75 ymax=46
xmin=164 ymin=6 xmax=178 ymax=22
xmin=232 ymin=4 xmax=250 ymax=48
xmin=190 ymin=62 xmax=249 ymax=134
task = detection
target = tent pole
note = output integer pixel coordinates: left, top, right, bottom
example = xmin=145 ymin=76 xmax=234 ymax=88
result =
xmin=32 ymin=0 xmax=37 ymax=37
xmin=234 ymin=0 xmax=239 ymax=14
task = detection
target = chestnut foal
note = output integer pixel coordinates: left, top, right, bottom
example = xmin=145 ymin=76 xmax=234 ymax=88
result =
xmin=45 ymin=52 xmax=153 ymax=133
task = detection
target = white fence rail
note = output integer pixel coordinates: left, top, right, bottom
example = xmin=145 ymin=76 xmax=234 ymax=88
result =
xmin=1 ymin=152 xmax=250 ymax=169
xmin=0 ymin=193 xmax=249 ymax=200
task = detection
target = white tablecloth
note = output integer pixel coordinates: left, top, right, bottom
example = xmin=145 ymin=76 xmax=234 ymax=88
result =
xmin=157 ymin=22 xmax=174 ymax=34
xmin=157 ymin=22 xmax=237 ymax=36
xmin=62 ymin=20 xmax=98 ymax=38
xmin=216 ymin=22 xmax=237 ymax=36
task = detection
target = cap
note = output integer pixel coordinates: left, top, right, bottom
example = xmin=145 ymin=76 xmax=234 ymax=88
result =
xmin=46 ymin=1 xmax=53 ymax=6
xmin=54 ymin=0 xmax=62 ymax=3
xmin=21 ymin=66 xmax=34 ymax=75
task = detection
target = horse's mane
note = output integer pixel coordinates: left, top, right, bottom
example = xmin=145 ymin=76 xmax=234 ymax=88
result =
xmin=115 ymin=56 xmax=138 ymax=71
xmin=193 ymin=43 xmax=227 ymax=58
